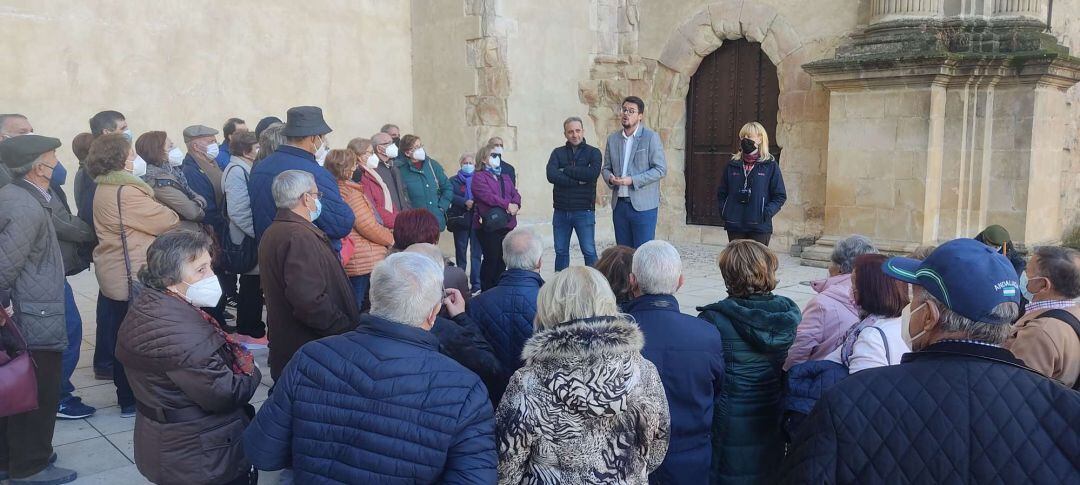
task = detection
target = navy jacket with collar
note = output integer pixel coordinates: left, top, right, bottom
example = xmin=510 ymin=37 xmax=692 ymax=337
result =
xmin=243 ymin=314 xmax=497 ymax=484
xmin=546 ymin=139 xmax=602 ymax=211
xmin=625 ymin=294 xmax=725 ymax=485
xmin=249 ymin=145 xmax=354 ymax=248
xmin=717 ymin=156 xmax=787 ymax=234
xmin=467 ymin=269 xmax=543 ymax=372
xmin=780 ymin=341 xmax=1080 ymax=484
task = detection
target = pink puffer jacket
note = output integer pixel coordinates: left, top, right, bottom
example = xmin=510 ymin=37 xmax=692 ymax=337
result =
xmin=783 ymin=273 xmax=860 ymax=371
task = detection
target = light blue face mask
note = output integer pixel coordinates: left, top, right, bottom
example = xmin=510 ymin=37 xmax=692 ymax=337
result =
xmin=310 ymin=198 xmax=323 ymax=221
xmin=1020 ymin=272 xmax=1034 ymax=301
xmin=461 ymin=164 xmax=475 ymax=175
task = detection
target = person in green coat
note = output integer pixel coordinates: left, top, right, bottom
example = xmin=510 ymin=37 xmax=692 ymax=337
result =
xmin=396 ymin=134 xmax=453 ymax=231
xmin=697 ymin=239 xmax=800 ymax=485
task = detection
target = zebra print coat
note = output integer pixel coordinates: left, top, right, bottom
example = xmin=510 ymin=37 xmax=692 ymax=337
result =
xmin=496 ymin=316 xmax=670 ymax=484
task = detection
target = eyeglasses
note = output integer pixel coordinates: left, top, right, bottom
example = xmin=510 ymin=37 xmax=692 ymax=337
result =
xmin=306 ymin=191 xmax=324 ymax=200
xmin=621 ymin=108 xmax=639 ymax=114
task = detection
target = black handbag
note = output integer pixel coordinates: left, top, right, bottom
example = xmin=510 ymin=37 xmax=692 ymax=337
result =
xmin=220 ymin=165 xmax=258 ymax=274
xmin=480 ymin=172 xmax=511 ymax=233
xmin=446 ymin=204 xmax=472 ymax=232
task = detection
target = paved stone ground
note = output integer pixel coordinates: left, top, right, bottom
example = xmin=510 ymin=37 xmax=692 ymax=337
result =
xmin=41 ymin=242 xmax=825 ymax=484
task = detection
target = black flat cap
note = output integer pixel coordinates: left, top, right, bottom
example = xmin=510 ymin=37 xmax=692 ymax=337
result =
xmin=255 ymin=116 xmax=283 ymax=138
xmin=281 ymin=106 xmax=332 ymax=137
xmin=0 ymin=134 xmax=61 ymax=171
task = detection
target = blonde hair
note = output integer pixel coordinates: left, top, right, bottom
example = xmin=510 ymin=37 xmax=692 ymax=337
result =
xmin=735 ymin=121 xmax=771 ymax=161
xmin=476 ymin=143 xmax=497 ymax=171
xmin=718 ymin=239 xmax=779 ymax=298
xmin=535 ymin=266 xmax=621 ymax=331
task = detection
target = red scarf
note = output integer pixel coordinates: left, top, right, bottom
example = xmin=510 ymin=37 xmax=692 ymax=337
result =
xmin=165 ymin=290 xmax=256 ymax=376
xmin=742 ymin=151 xmax=761 ymax=174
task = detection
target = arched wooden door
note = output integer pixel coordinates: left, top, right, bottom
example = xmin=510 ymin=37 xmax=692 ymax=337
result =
xmin=685 ymin=39 xmax=780 ymax=226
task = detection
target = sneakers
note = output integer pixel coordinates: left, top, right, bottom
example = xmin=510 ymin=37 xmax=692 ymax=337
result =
xmin=56 ymin=399 xmax=96 ymax=419
xmin=225 ymin=294 xmax=240 ymax=308
xmin=0 ymin=452 xmax=56 ymax=481
xmin=120 ymin=404 xmax=136 ymax=418
xmin=8 ymin=464 xmax=76 ymax=485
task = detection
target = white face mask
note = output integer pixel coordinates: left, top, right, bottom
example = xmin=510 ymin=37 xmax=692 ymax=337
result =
xmin=488 ymin=154 xmax=501 ymax=168
xmin=365 ymin=153 xmax=380 ymax=170
xmin=122 ymin=129 xmax=133 ymax=142
xmin=384 ymin=143 xmax=399 ymax=159
xmin=492 ymin=146 xmax=504 ymax=155
xmin=182 ymin=275 xmax=223 ymax=308
xmin=315 ymin=137 xmax=329 ymax=166
xmin=131 ymin=156 xmax=147 ymax=177
xmin=900 ymin=302 xmax=928 ymax=349
xmin=204 ymin=142 xmax=220 ymax=159
xmin=167 ymin=147 xmax=185 ymax=167
xmin=412 ymin=147 xmax=427 ymax=161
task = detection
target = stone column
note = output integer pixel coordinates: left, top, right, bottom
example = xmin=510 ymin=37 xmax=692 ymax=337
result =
xmin=870 ymin=0 xmax=943 ymax=24
xmin=992 ymin=0 xmax=1048 ymax=21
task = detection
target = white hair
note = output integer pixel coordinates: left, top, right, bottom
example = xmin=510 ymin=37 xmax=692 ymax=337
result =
xmin=535 ymin=267 xmax=621 ymax=331
xmin=502 ymin=228 xmax=543 ymax=271
xmin=632 ymin=240 xmax=682 ymax=295
xmin=405 ymin=243 xmax=445 ymax=269
xmin=271 ymin=170 xmax=315 ymax=209
xmin=369 ymin=252 xmax=445 ymax=327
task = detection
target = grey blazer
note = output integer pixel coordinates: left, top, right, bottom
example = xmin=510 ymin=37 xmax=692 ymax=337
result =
xmin=601 ymin=125 xmax=667 ymax=211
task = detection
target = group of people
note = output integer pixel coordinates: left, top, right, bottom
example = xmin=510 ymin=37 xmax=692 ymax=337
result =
xmin=0 ymin=97 xmax=1077 ymax=485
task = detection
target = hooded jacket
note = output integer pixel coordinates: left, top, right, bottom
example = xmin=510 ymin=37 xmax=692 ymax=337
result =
xmin=783 ymin=274 xmax=859 ymax=371
xmin=496 ymin=317 xmax=670 ymax=484
xmin=698 ymin=295 xmax=800 ymax=485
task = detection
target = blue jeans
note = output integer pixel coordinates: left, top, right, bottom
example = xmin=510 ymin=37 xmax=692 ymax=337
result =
xmin=59 ymin=280 xmax=82 ymax=405
xmin=453 ymin=228 xmax=483 ymax=291
xmin=552 ymin=209 xmax=598 ymax=271
xmin=613 ymin=198 xmax=658 ymax=248
xmin=349 ymin=275 xmax=371 ymax=309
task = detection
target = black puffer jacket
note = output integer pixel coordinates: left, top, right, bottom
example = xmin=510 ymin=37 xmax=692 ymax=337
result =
xmin=546 ymin=140 xmax=602 ymax=211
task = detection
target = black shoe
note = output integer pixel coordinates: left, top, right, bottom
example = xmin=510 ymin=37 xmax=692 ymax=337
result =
xmin=93 ymin=367 xmax=113 ymax=380
xmin=238 ymin=323 xmax=267 ymax=339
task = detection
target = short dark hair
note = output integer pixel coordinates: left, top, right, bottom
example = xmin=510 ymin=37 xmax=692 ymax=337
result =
xmin=392 ymin=209 xmax=440 ymax=250
xmin=135 ymin=131 xmax=168 ymax=167
xmin=719 ymin=240 xmax=779 ymax=298
xmin=230 ymin=131 xmax=258 ymax=159
xmin=623 ymin=96 xmax=645 ymax=114
xmin=1033 ymin=246 xmax=1080 ymax=299
xmin=85 ymin=133 xmax=131 ymax=178
xmin=852 ymin=254 xmax=909 ymax=318
xmin=399 ymin=134 xmax=420 ymax=155
xmin=71 ymin=132 xmax=94 ymax=165
xmin=89 ymin=110 xmax=125 ymax=137
xmin=138 ymin=229 xmax=212 ymax=290
xmin=594 ymin=245 xmax=636 ymax=304
xmin=222 ymin=117 xmax=246 ymax=142
xmin=380 ymin=123 xmax=399 ymax=134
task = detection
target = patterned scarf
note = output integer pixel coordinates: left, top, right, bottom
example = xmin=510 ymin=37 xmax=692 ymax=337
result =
xmin=165 ymin=289 xmax=256 ymax=376
xmin=742 ymin=151 xmax=761 ymax=174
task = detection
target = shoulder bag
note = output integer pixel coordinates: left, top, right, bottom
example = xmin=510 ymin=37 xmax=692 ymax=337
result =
xmin=219 ymin=166 xmax=258 ymax=274
xmin=117 ymin=186 xmax=144 ymax=301
xmin=481 ymin=172 xmax=510 ymax=233
xmin=0 ymin=306 xmax=39 ymax=417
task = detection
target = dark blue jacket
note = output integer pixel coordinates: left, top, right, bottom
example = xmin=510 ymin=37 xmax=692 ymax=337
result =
xmin=215 ymin=142 xmax=231 ymax=169
xmin=249 ymin=145 xmax=354 ymax=248
xmin=467 ymin=270 xmax=543 ymax=387
xmin=546 ymin=140 xmax=602 ymax=211
xmin=243 ymin=314 xmax=497 ymax=484
xmin=626 ymin=294 xmax=725 ymax=485
xmin=74 ymin=166 xmax=97 ymax=228
xmin=180 ymin=154 xmax=225 ymax=232
xmin=780 ymin=341 xmax=1080 ymax=484
xmin=783 ymin=359 xmax=848 ymax=416
xmin=717 ymin=156 xmax=786 ymax=234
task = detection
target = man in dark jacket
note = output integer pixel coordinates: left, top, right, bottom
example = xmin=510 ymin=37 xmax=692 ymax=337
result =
xmin=625 ymin=240 xmax=724 ymax=485
xmin=467 ymin=228 xmax=544 ymax=400
xmin=244 ymin=252 xmax=497 ymax=483
xmin=546 ymin=116 xmax=602 ymax=270
xmin=250 ymin=106 xmax=354 ymax=250
xmin=258 ymin=170 xmax=360 ymax=379
xmin=781 ymin=238 xmax=1080 ymax=484
xmin=0 ymin=135 xmax=79 ymax=484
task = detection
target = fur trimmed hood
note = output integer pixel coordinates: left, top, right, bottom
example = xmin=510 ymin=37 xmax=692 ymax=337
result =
xmin=521 ymin=316 xmax=644 ymax=363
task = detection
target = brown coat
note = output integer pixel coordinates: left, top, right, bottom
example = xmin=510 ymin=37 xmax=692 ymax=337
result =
xmin=92 ymin=171 xmax=180 ymax=301
xmin=259 ymin=209 xmax=361 ymax=379
xmin=1006 ymin=305 xmax=1080 ymax=388
xmin=116 ymin=287 xmax=261 ymax=485
xmin=339 ymin=180 xmax=393 ymax=277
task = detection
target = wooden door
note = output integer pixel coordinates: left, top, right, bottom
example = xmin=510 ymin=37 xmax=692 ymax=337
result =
xmin=685 ymin=39 xmax=780 ymax=226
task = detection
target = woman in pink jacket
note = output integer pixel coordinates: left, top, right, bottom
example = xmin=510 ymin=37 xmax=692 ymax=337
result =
xmin=783 ymin=235 xmax=877 ymax=370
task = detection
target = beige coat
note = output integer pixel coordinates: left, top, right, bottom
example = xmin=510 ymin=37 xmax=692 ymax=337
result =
xmin=93 ymin=171 xmax=180 ymax=301
xmin=1006 ymin=305 xmax=1080 ymax=388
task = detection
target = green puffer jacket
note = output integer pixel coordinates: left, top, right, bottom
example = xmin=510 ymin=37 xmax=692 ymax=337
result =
xmin=697 ymin=294 xmax=800 ymax=485
xmin=396 ymin=157 xmax=453 ymax=230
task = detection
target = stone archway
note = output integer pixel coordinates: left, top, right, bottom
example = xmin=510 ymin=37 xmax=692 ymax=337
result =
xmin=579 ymin=0 xmax=832 ymax=249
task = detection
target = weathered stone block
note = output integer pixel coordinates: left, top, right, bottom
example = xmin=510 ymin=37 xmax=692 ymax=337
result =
xmin=579 ymin=80 xmax=602 ymax=106
xmin=738 ymin=1 xmax=777 ymax=43
xmin=474 ymin=96 xmax=506 ymax=126
xmin=827 ymin=175 xmax=858 ymax=206
xmin=856 ymin=178 xmax=895 ymax=208
xmin=896 ymin=117 xmax=930 ymax=148
xmin=657 ymin=30 xmax=699 ymax=75
xmin=708 ymin=0 xmax=744 ymax=40
xmin=478 ymin=67 xmax=510 ymax=97
xmin=844 ymin=93 xmax=887 ymax=119
xmin=765 ymin=15 xmax=803 ymax=61
xmin=885 ymin=90 xmax=931 ymax=117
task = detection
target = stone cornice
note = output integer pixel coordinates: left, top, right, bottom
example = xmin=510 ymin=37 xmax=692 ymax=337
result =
xmin=804 ymin=53 xmax=1080 ymax=91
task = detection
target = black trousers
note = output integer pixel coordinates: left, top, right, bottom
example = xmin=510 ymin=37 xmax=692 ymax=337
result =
xmin=478 ymin=228 xmax=511 ymax=291
xmin=97 ymin=294 xmax=135 ymax=407
xmin=726 ymin=231 xmax=771 ymax=246
xmin=236 ymin=274 xmax=264 ymax=336
xmin=0 ymin=350 xmax=61 ymax=478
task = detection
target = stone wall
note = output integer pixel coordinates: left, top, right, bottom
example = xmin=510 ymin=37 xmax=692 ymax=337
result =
xmin=1053 ymin=0 xmax=1080 ymax=235
xmin=0 ymin=0 xmax=414 ymax=175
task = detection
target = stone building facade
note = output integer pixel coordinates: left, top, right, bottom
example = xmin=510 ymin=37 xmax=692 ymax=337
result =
xmin=3 ymin=0 xmax=1077 ymax=257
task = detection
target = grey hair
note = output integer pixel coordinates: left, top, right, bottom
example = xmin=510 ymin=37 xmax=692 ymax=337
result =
xmin=380 ymin=123 xmax=399 ymax=133
xmin=138 ymin=229 xmax=212 ymax=290
xmin=369 ymin=252 xmax=445 ymax=327
xmin=563 ymin=116 xmax=584 ymax=130
xmin=272 ymin=170 xmax=315 ymax=209
xmin=0 ymin=113 xmax=27 ymax=131
xmin=502 ymin=228 xmax=543 ymax=271
xmin=535 ymin=266 xmax=621 ymax=331
xmin=458 ymin=152 xmax=475 ymax=165
xmin=405 ymin=243 xmax=445 ymax=270
xmin=920 ymin=289 xmax=1016 ymax=345
xmin=632 ymin=240 xmax=682 ymax=295
xmin=6 ymin=152 xmax=48 ymax=179
xmin=256 ymin=122 xmax=285 ymax=162
xmin=831 ymin=235 xmax=878 ymax=274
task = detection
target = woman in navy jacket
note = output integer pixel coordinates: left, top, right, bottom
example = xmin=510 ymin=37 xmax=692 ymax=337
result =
xmin=717 ymin=122 xmax=786 ymax=246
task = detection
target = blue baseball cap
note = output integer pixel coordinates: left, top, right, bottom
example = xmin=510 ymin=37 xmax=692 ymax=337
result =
xmin=882 ymin=238 xmax=1020 ymax=324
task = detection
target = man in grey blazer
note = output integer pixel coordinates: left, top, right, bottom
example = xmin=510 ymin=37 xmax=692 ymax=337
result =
xmin=602 ymin=96 xmax=667 ymax=248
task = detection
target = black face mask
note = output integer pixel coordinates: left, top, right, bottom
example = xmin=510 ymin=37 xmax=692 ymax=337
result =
xmin=740 ymin=138 xmax=757 ymax=154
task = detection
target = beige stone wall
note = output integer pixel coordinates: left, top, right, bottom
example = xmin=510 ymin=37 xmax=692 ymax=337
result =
xmin=0 ymin=0 xmax=414 ymax=174
xmin=1052 ymin=0 xmax=1080 ymax=235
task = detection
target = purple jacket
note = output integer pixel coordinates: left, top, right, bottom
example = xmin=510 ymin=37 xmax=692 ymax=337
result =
xmin=783 ymin=273 xmax=859 ymax=371
xmin=471 ymin=169 xmax=521 ymax=230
